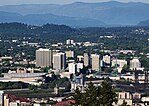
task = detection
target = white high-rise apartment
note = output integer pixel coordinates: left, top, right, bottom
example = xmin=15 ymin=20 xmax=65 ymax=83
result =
xmin=91 ymin=54 xmax=100 ymax=71
xmin=130 ymin=58 xmax=141 ymax=70
xmin=84 ymin=53 xmax=90 ymax=67
xmin=53 ymin=53 xmax=66 ymax=70
xmin=36 ymin=48 xmax=52 ymax=67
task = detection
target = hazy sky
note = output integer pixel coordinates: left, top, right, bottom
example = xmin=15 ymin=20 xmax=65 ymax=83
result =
xmin=0 ymin=0 xmax=149 ymax=6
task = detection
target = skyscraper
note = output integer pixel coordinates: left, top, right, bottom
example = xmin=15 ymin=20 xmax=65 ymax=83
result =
xmin=53 ymin=53 xmax=66 ymax=70
xmin=36 ymin=48 xmax=52 ymax=67
xmin=91 ymin=54 xmax=100 ymax=71
xmin=84 ymin=53 xmax=90 ymax=67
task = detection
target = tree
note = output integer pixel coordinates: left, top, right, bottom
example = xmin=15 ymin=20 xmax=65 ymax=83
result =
xmin=29 ymin=85 xmax=38 ymax=91
xmin=121 ymin=64 xmax=129 ymax=74
xmin=120 ymin=100 xmax=127 ymax=106
xmin=100 ymin=81 xmax=118 ymax=106
xmin=72 ymin=81 xmax=118 ymax=106
xmin=72 ymin=87 xmax=82 ymax=106
xmin=82 ymin=82 xmax=98 ymax=106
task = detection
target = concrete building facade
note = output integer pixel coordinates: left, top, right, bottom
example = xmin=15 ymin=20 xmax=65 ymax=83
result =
xmin=36 ymin=48 xmax=52 ymax=67
xmin=84 ymin=53 xmax=90 ymax=67
xmin=68 ymin=63 xmax=77 ymax=74
xmin=103 ymin=55 xmax=111 ymax=65
xmin=130 ymin=58 xmax=141 ymax=70
xmin=65 ymin=51 xmax=74 ymax=59
xmin=53 ymin=53 xmax=66 ymax=70
xmin=91 ymin=54 xmax=100 ymax=71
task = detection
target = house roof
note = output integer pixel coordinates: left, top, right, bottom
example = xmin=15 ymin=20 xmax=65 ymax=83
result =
xmin=8 ymin=94 xmax=29 ymax=102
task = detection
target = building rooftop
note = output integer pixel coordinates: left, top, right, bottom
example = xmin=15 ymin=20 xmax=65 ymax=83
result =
xmin=37 ymin=48 xmax=49 ymax=51
xmin=3 ymin=73 xmax=46 ymax=78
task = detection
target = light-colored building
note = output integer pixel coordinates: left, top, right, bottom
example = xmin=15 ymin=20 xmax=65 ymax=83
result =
xmin=36 ymin=48 xmax=52 ymax=67
xmin=112 ymin=59 xmax=127 ymax=68
xmin=1 ymin=56 xmax=12 ymax=60
xmin=1 ymin=73 xmax=46 ymax=85
xmin=65 ymin=51 xmax=74 ymax=59
xmin=33 ymin=103 xmax=42 ymax=106
xmin=53 ymin=54 xmax=61 ymax=70
xmin=4 ymin=95 xmax=9 ymax=106
xmin=60 ymin=72 xmax=72 ymax=79
xmin=66 ymin=39 xmax=74 ymax=45
xmin=112 ymin=59 xmax=127 ymax=73
xmin=9 ymin=102 xmax=18 ymax=106
xmin=68 ymin=63 xmax=77 ymax=74
xmin=91 ymin=54 xmax=100 ymax=71
xmin=119 ymin=50 xmax=135 ymax=55
xmin=103 ymin=55 xmax=111 ymax=65
xmin=117 ymin=92 xmax=132 ymax=106
xmin=130 ymin=58 xmax=141 ymax=70
xmin=77 ymin=63 xmax=84 ymax=72
xmin=84 ymin=53 xmax=90 ymax=67
xmin=77 ymin=55 xmax=84 ymax=62
xmin=53 ymin=53 xmax=66 ymax=70
xmin=0 ymin=91 xmax=4 ymax=106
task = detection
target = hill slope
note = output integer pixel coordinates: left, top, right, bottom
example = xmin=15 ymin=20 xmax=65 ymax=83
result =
xmin=0 ymin=11 xmax=106 ymax=27
xmin=138 ymin=20 xmax=149 ymax=26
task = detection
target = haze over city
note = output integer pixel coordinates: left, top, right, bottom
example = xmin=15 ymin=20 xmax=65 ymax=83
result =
xmin=0 ymin=0 xmax=149 ymax=5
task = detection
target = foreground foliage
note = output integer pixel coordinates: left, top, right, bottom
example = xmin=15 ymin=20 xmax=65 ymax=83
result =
xmin=72 ymin=81 xmax=118 ymax=106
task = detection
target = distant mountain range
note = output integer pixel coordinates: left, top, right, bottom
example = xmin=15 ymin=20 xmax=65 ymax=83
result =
xmin=138 ymin=20 xmax=149 ymax=26
xmin=1 ymin=1 xmax=149 ymax=26
xmin=0 ymin=11 xmax=106 ymax=27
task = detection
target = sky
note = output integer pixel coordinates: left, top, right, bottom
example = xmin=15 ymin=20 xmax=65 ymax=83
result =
xmin=0 ymin=0 xmax=149 ymax=6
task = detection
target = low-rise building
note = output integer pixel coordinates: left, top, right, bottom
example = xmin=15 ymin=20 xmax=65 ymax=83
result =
xmin=117 ymin=92 xmax=133 ymax=106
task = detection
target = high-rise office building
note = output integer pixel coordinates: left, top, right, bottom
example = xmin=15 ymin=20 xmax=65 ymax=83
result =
xmin=53 ymin=53 xmax=66 ymax=70
xmin=36 ymin=48 xmax=52 ymax=67
xmin=84 ymin=53 xmax=90 ymax=67
xmin=53 ymin=54 xmax=61 ymax=70
xmin=91 ymin=54 xmax=100 ymax=71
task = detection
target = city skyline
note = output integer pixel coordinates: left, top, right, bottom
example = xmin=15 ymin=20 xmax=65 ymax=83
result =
xmin=0 ymin=0 xmax=149 ymax=6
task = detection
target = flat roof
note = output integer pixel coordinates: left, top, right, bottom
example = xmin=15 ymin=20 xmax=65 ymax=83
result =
xmin=3 ymin=73 xmax=46 ymax=78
